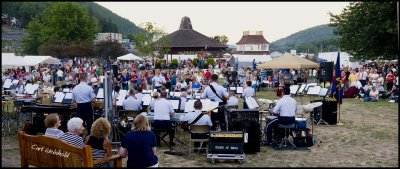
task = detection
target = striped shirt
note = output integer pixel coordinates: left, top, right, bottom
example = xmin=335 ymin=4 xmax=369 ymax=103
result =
xmin=45 ymin=128 xmax=64 ymax=138
xmin=59 ymin=133 xmax=84 ymax=148
xmin=273 ymin=95 xmax=297 ymax=117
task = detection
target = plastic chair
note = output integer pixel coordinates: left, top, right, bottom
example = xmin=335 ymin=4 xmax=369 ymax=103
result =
xmin=189 ymin=125 xmax=210 ymax=154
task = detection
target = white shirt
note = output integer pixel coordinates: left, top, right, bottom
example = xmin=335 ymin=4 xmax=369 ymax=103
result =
xmin=226 ymin=96 xmax=239 ymax=107
xmin=180 ymin=97 xmax=187 ymax=111
xmin=43 ymin=74 xmax=51 ymax=82
xmin=358 ymin=71 xmax=367 ymax=80
xmin=72 ymin=82 xmax=96 ymax=103
xmin=273 ymin=95 xmax=297 ymax=117
xmin=180 ymin=110 xmax=212 ymax=126
xmin=152 ymin=75 xmax=165 ymax=87
xmin=135 ymin=93 xmax=144 ymax=103
xmin=153 ymin=98 xmax=174 ymax=120
xmin=177 ymin=81 xmax=187 ymax=89
xmin=122 ymin=96 xmax=141 ymax=110
xmin=149 ymin=98 xmax=158 ymax=111
xmin=369 ymin=90 xmax=379 ymax=100
xmin=196 ymin=76 xmax=203 ymax=83
xmin=201 ymin=82 xmax=229 ymax=102
xmin=242 ymin=87 xmax=255 ymax=97
xmin=56 ymin=70 xmax=63 ymax=78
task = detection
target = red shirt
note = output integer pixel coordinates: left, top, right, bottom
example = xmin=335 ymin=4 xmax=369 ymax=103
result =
xmin=204 ymin=71 xmax=211 ymax=79
xmin=386 ymin=73 xmax=395 ymax=83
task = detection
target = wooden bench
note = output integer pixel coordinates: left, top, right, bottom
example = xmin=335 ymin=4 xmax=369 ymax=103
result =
xmin=18 ymin=131 xmax=123 ymax=167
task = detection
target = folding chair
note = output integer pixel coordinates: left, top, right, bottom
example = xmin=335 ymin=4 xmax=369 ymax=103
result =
xmin=189 ymin=125 xmax=210 ymax=154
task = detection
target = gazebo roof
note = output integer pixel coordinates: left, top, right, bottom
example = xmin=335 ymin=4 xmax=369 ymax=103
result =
xmin=165 ymin=16 xmax=227 ymax=52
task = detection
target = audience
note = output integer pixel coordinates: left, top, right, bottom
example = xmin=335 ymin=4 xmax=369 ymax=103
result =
xmin=361 ymin=86 xmax=379 ymax=102
xmin=85 ymin=118 xmax=112 ymax=168
xmin=119 ymin=115 xmax=159 ymax=168
xmin=44 ymin=113 xmax=64 ymax=138
xmin=59 ymin=117 xmax=85 ymax=148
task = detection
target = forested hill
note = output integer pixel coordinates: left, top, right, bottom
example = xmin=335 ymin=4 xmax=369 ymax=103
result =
xmin=1 ymin=2 xmax=142 ymax=35
xmin=270 ymin=24 xmax=339 ymax=54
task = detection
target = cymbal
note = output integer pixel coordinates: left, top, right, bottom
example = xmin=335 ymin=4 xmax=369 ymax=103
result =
xmin=302 ymin=102 xmax=323 ymax=113
xmin=258 ymin=99 xmax=273 ymax=104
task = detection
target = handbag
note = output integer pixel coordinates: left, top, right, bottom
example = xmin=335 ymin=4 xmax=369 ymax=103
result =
xmin=181 ymin=113 xmax=204 ymax=131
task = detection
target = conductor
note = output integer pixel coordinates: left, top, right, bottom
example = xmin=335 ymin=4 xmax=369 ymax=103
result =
xmin=201 ymin=74 xmax=229 ymax=130
xmin=72 ymin=73 xmax=96 ymax=134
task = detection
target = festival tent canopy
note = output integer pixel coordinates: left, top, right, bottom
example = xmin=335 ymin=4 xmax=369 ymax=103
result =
xmin=2 ymin=53 xmax=26 ymax=70
xmin=258 ymin=53 xmax=319 ymax=69
xmin=117 ymin=53 xmax=144 ymax=61
xmin=22 ymin=55 xmax=61 ymax=66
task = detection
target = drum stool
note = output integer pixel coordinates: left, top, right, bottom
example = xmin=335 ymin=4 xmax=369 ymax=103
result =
xmin=277 ymin=123 xmax=296 ymax=149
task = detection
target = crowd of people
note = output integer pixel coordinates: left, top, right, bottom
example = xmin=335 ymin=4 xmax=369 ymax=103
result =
xmin=2 ymin=55 xmax=398 ymax=167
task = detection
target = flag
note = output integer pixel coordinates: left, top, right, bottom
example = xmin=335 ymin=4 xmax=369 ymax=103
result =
xmin=330 ymin=52 xmax=343 ymax=104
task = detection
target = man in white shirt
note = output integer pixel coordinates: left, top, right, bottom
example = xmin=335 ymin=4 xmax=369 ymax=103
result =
xmin=134 ymin=86 xmax=144 ymax=104
xmin=201 ymin=74 xmax=229 ymax=130
xmin=56 ymin=69 xmax=64 ymax=79
xmin=179 ymin=91 xmax=187 ymax=112
xmin=263 ymin=87 xmax=297 ymax=145
xmin=242 ymin=81 xmax=255 ymax=109
xmin=122 ymin=89 xmax=141 ymax=111
xmin=152 ymin=69 xmax=165 ymax=91
xmin=152 ymin=91 xmax=176 ymax=146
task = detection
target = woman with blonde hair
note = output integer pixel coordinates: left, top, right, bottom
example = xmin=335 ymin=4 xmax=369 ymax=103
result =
xmin=119 ymin=115 xmax=159 ymax=168
xmin=84 ymin=117 xmax=112 ymax=168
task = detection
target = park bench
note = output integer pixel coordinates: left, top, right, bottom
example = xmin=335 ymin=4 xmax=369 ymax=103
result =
xmin=18 ymin=131 xmax=123 ymax=167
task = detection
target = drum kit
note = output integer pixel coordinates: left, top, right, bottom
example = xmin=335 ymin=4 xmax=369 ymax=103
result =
xmin=300 ymin=101 xmax=323 ymax=146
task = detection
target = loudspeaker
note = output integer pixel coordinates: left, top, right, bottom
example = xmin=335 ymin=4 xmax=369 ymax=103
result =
xmin=111 ymin=64 xmax=118 ymax=77
xmin=312 ymin=100 xmax=337 ymax=125
xmin=228 ymin=110 xmax=260 ymax=154
xmin=320 ymin=62 xmax=333 ymax=82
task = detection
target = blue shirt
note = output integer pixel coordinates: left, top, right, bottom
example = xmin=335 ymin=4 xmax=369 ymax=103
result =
xmin=72 ymin=82 xmax=96 ymax=103
xmin=121 ymin=131 xmax=158 ymax=168
xmin=192 ymin=83 xmax=201 ymax=89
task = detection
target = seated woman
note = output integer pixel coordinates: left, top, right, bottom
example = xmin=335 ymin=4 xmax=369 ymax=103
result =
xmin=119 ymin=115 xmax=159 ymax=168
xmin=85 ymin=118 xmax=112 ymax=168
xmin=343 ymin=85 xmax=359 ymax=98
xmin=59 ymin=117 xmax=85 ymax=148
xmin=361 ymin=86 xmax=379 ymax=102
xmin=387 ymin=86 xmax=399 ymax=103
xmin=44 ymin=113 xmax=64 ymax=138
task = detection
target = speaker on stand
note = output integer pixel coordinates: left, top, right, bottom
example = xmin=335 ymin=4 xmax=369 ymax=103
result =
xmin=111 ymin=64 xmax=118 ymax=78
xmin=319 ymin=62 xmax=333 ymax=87
xmin=228 ymin=109 xmax=260 ymax=154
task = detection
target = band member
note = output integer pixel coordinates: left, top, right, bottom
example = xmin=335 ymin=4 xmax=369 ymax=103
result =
xmin=72 ymin=73 xmax=96 ymax=134
xmin=152 ymin=69 xmax=165 ymax=92
xmin=263 ymin=86 xmax=296 ymax=145
xmin=152 ymin=91 xmax=176 ymax=146
xmin=122 ymin=89 xmax=142 ymax=111
xmin=135 ymin=86 xmax=144 ymax=103
xmin=226 ymin=91 xmax=239 ymax=108
xmin=201 ymin=74 xmax=229 ymax=130
xmin=242 ymin=81 xmax=255 ymax=109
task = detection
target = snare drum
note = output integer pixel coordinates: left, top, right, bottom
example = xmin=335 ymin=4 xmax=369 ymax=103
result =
xmin=295 ymin=117 xmax=307 ymax=129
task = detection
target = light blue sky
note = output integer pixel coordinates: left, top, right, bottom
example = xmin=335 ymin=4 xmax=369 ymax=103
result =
xmin=96 ymin=2 xmax=349 ymax=44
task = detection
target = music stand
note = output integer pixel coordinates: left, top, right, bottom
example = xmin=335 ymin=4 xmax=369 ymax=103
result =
xmin=306 ymin=86 xmax=321 ymax=103
xmin=297 ymin=84 xmax=307 ymax=105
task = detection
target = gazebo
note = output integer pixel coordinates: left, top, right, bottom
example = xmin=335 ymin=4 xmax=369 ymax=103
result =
xmin=163 ymin=16 xmax=227 ymax=62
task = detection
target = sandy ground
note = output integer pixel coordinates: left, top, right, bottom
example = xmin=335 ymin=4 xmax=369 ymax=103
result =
xmin=2 ymin=89 xmax=398 ymax=167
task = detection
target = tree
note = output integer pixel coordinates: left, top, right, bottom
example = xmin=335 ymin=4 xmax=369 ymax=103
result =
xmin=21 ymin=2 xmax=98 ymax=55
xmin=94 ymin=40 xmax=128 ymax=60
xmin=133 ymin=22 xmax=170 ymax=62
xmin=329 ymin=2 xmax=397 ymax=61
xmin=212 ymin=35 xmax=229 ymax=45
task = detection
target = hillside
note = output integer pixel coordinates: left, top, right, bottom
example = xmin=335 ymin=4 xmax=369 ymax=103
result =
xmin=1 ymin=2 xmax=142 ymax=35
xmin=270 ymin=24 xmax=338 ymax=54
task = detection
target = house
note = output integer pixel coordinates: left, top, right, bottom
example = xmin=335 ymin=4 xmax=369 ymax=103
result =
xmin=95 ymin=33 xmax=122 ymax=43
xmin=233 ymin=31 xmax=272 ymax=68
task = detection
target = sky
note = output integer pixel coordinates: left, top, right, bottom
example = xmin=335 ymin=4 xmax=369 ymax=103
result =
xmin=96 ymin=2 xmax=350 ymax=44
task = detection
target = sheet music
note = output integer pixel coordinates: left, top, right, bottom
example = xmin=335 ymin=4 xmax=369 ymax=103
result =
xmin=24 ymin=83 xmax=33 ymax=94
xmin=307 ymin=86 xmax=321 ymax=95
xmin=143 ymin=90 xmax=152 ymax=94
xmin=290 ymin=85 xmax=299 ymax=95
xmin=184 ymin=100 xmax=196 ymax=112
xmin=119 ymin=90 xmax=128 ymax=98
xmin=230 ymin=87 xmax=236 ymax=91
xmin=245 ymin=97 xmax=259 ymax=109
xmin=169 ymin=100 xmax=180 ymax=110
xmin=12 ymin=79 xmax=19 ymax=84
xmin=153 ymin=89 xmax=157 ymax=92
xmin=64 ymin=93 xmax=73 ymax=99
xmin=54 ymin=92 xmax=64 ymax=99
xmin=62 ymin=88 xmax=70 ymax=92
xmin=319 ymin=88 xmax=329 ymax=96
xmin=116 ymin=98 xmax=124 ymax=106
xmin=236 ymin=87 xmax=243 ymax=94
xmin=54 ymin=92 xmax=65 ymax=103
xmin=3 ymin=79 xmax=12 ymax=88
xmin=298 ymin=84 xmax=306 ymax=93
xmin=142 ymin=94 xmax=152 ymax=105
xmin=96 ymin=88 xmax=104 ymax=98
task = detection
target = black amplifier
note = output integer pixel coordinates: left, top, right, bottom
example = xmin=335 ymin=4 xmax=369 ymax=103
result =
xmin=208 ymin=131 xmax=244 ymax=154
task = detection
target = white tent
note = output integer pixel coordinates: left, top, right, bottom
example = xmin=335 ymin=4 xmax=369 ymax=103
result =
xmin=164 ymin=54 xmax=196 ymax=61
xmin=232 ymin=54 xmax=272 ymax=68
xmin=117 ymin=53 xmax=144 ymax=61
xmin=22 ymin=55 xmax=61 ymax=66
xmin=2 ymin=53 xmax=25 ymax=70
